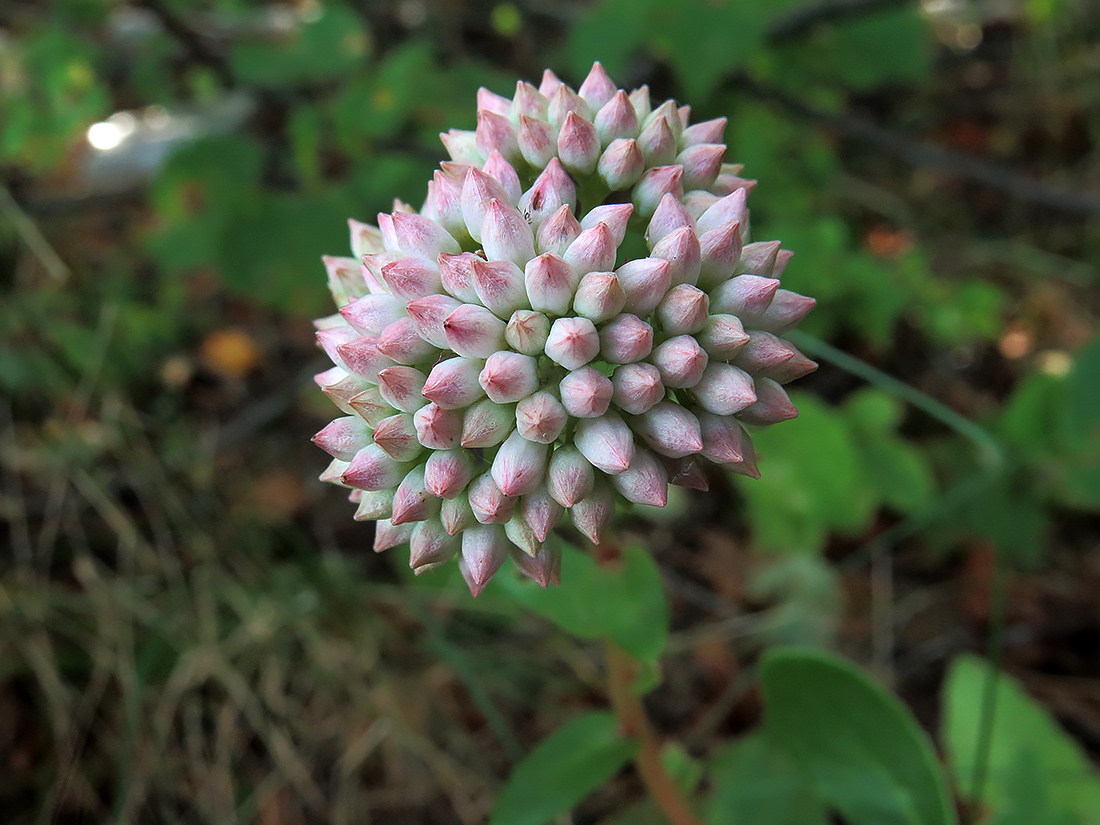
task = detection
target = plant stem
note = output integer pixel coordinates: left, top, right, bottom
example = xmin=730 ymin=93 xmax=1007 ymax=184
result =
xmin=604 ymin=641 xmax=704 ymax=825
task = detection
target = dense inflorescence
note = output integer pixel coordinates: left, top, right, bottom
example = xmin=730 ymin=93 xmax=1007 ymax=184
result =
xmin=312 ymin=62 xmax=816 ymax=595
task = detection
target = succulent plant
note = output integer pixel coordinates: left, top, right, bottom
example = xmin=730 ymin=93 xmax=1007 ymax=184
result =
xmin=312 ymin=62 xmax=816 ymax=595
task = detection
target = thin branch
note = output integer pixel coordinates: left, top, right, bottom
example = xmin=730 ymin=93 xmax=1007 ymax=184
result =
xmin=132 ymin=0 xmax=236 ymax=88
xmin=739 ymin=75 xmax=1100 ymax=217
xmin=0 ymin=183 xmax=70 ymax=282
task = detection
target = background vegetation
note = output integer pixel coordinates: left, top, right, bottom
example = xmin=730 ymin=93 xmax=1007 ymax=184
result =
xmin=1 ymin=0 xmax=1099 ymax=822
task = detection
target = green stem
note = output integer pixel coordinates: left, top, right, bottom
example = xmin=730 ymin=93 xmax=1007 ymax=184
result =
xmin=605 ymin=641 xmax=704 ymax=825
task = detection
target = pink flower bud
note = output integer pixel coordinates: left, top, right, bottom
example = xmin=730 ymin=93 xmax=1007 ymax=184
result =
xmin=633 ymin=165 xmax=684 ymax=218
xmin=773 ymin=249 xmax=794 ymax=278
xmin=371 ymin=413 xmax=423 ymax=462
xmin=519 ymin=159 xmax=576 ymax=228
xmin=482 ymin=150 xmax=522 ymax=204
xmin=347 ymin=386 xmax=392 ymax=426
xmin=594 ymin=90 xmax=639 ymax=146
xmin=540 ymin=68 xmax=564 ymax=97
xmin=442 ymin=303 xmax=507 ymax=358
xmin=752 ymin=290 xmax=817 ymax=335
xmin=698 ymin=412 xmax=756 ymax=476
xmin=565 ymin=222 xmax=618 ymax=275
xmin=762 ymin=348 xmax=817 ymax=385
xmin=573 ymin=270 xmax=626 ymax=323
xmin=548 ymin=447 xmax=595 ymax=507
xmin=492 ymin=429 xmax=550 ymax=496
xmin=316 ymin=323 xmax=358 ymax=368
xmin=697 ymin=314 xmax=750 ymax=359
xmin=511 ymin=80 xmax=548 ymax=120
xmin=338 ymin=294 xmax=404 ymax=336
xmin=697 ymin=222 xmax=744 ymax=290
xmin=460 ymin=524 xmax=509 ymax=595
xmin=616 ymin=257 xmax=672 ymax=317
xmin=511 ymin=540 xmax=561 ymax=586
xmin=317 ymin=367 xmax=368 ymax=415
xmin=558 ymin=112 xmax=600 ymax=176
xmin=578 ymin=61 xmax=617 ymax=109
xmin=637 ymin=114 xmax=677 ymax=166
xmin=657 ymin=284 xmax=710 ymax=335
xmin=516 ymin=391 xmax=568 ymax=443
xmin=312 ymin=416 xmax=370 ymax=461
xmin=677 ymin=104 xmax=691 ymax=127
xmin=424 ymin=448 xmax=476 ymax=499
xmin=682 ymin=190 xmax=720 ymax=220
xmin=409 ymin=519 xmax=459 ymax=569
xmin=422 ymin=356 xmax=486 ymax=409
xmin=320 ymin=458 xmax=349 ymax=486
xmin=471 ymin=255 xmax=529 ymax=318
xmin=611 ymin=448 xmax=668 ymax=507
xmin=599 ymin=313 xmax=653 ymax=364
xmin=650 ymin=225 xmax=702 ymax=287
xmin=391 ymin=212 xmax=460 ymax=259
xmin=504 ymin=513 xmax=543 ymax=558
xmin=629 ymin=85 xmax=651 ymax=120
xmin=709 ymin=274 xmax=780 ymax=318
xmin=581 ymin=203 xmax=633 ymax=247
xmin=413 ymin=402 xmax=463 ymax=449
xmin=644 ymin=100 xmax=683 ymax=144
xmin=348 ymin=218 xmax=384 ymax=258
xmin=354 ymin=489 xmax=393 ymax=521
xmin=521 ymin=485 xmax=564 ymax=542
xmin=479 ymin=351 xmax=539 ymax=403
xmin=376 ymin=318 xmax=438 ymax=365
xmin=574 ymin=412 xmax=635 ymax=475
xmin=440 ymin=129 xmax=483 ymax=165
xmin=391 ymin=467 xmax=440 ymax=525
xmin=336 ymin=334 xmax=394 ymax=382
xmin=376 ymin=213 xmax=399 ymax=252
xmin=646 ymin=193 xmax=696 ymax=246
xmin=461 ymin=398 xmax=516 ymax=448
xmin=682 ymin=117 xmax=727 ymax=147
xmin=461 ymin=166 xmax=511 ymax=243
xmin=664 ymin=455 xmax=709 ymax=491
xmin=374 ymin=519 xmax=414 ymax=553
xmin=712 ymin=171 xmax=757 ymax=199
xmin=406 ymin=294 xmax=463 ymax=349
xmin=519 ymin=114 xmax=557 ymax=170
xmin=377 ymin=366 xmax=428 ymax=413
xmin=379 ymin=256 xmax=442 ymax=301
xmin=468 ymin=473 xmax=517 ymax=524
xmin=323 ymin=255 xmax=367 ymax=306
xmin=422 ymin=171 xmax=466 ymax=243
xmin=547 ymin=83 xmax=589 ymax=130
xmin=611 ymin=363 xmax=665 ymax=415
xmin=696 ymin=188 xmax=748 ymax=235
xmin=690 ymin=363 xmax=757 ymax=415
xmin=652 ymin=334 xmax=709 ymax=388
xmin=739 ymin=240 xmax=783 ymax=278
xmin=342 ymin=443 xmax=414 ymax=491
xmin=536 ymin=204 xmax=582 ymax=257
xmin=524 ymin=253 xmax=580 ymax=316
xmin=597 ymin=138 xmax=644 ymax=190
xmin=570 ymin=479 xmax=614 ymax=544
xmin=733 ymin=331 xmax=799 ymax=375
xmin=476 ymin=109 xmax=520 ymax=165
xmin=560 ymin=367 xmax=614 ymax=418
xmin=545 ymin=316 xmax=600 ymax=370
xmin=481 ymin=199 xmax=536 ymax=268
xmin=632 ymin=401 xmax=703 ymax=458
xmin=505 ymin=309 xmax=551 ymax=355
xmin=441 ymin=495 xmax=476 ymax=536
xmin=437 ymin=252 xmax=482 ymax=304
xmin=477 ymin=87 xmax=512 ymax=116
xmin=737 ymin=378 xmax=799 ymax=426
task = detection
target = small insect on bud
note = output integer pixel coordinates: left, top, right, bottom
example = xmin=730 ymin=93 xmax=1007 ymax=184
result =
xmin=545 ymin=316 xmax=601 ymax=370
xmin=519 ymin=159 xmax=577 ymax=228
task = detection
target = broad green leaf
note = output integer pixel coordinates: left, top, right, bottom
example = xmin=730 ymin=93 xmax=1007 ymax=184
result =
xmin=706 ymin=732 xmax=829 ymax=825
xmin=499 ymin=543 xmax=668 ymax=663
xmin=760 ymin=648 xmax=957 ymax=825
xmin=943 ymin=655 xmax=1100 ymax=825
xmin=489 ymin=711 xmax=637 ymax=825
xmin=814 ymin=9 xmax=931 ymax=89
xmin=1062 ymin=336 xmax=1100 ymax=444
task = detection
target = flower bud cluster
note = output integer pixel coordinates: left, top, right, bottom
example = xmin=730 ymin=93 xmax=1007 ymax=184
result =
xmin=314 ymin=63 xmax=816 ymax=595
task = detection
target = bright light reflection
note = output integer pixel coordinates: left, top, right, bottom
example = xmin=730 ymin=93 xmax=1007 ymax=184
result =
xmin=87 ymin=111 xmax=138 ymax=151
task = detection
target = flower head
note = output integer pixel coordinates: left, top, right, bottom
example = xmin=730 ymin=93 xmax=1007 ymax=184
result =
xmin=313 ymin=63 xmax=816 ymax=595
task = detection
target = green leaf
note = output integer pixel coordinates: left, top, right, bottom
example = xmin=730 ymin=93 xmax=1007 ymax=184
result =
xmin=760 ymin=648 xmax=957 ymax=825
xmin=1062 ymin=336 xmax=1100 ymax=444
xmin=706 ymin=732 xmax=829 ymax=825
xmin=498 ymin=543 xmax=668 ymax=663
xmin=812 ymin=9 xmax=931 ymax=90
xmin=489 ymin=711 xmax=637 ymax=825
xmin=942 ymin=655 xmax=1100 ymax=825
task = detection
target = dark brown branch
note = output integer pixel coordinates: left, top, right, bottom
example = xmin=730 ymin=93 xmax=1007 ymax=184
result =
xmin=133 ymin=0 xmax=236 ymax=88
